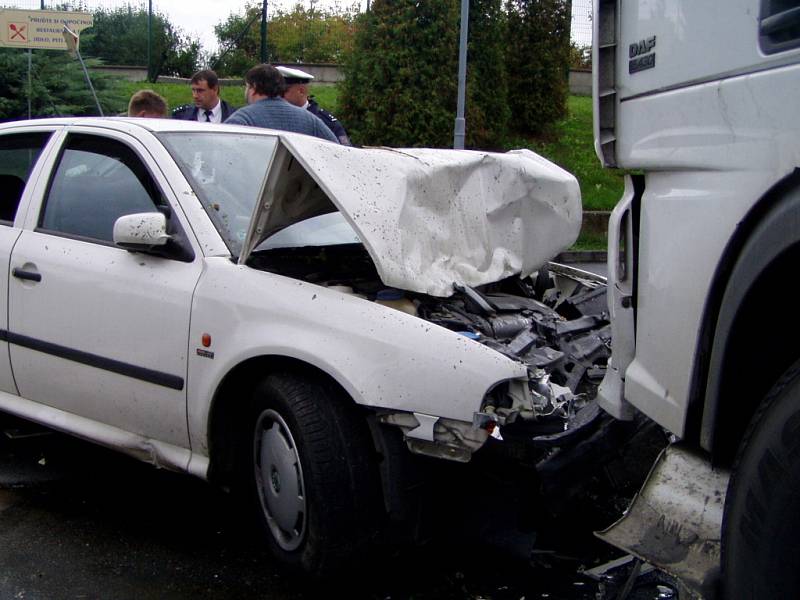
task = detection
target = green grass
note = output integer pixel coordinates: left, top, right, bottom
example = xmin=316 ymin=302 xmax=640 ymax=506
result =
xmin=570 ymin=231 xmax=608 ymax=251
xmin=307 ymin=84 xmax=339 ymax=114
xmin=116 ymin=80 xmax=338 ymax=116
xmin=116 ymin=80 xmax=246 ymax=114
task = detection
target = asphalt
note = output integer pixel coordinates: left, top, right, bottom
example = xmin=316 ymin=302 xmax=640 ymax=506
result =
xmin=0 ymin=411 xmax=681 ymax=600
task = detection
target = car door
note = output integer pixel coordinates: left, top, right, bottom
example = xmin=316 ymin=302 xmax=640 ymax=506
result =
xmin=7 ymin=129 xmax=203 ymax=448
xmin=0 ymin=129 xmax=57 ymax=396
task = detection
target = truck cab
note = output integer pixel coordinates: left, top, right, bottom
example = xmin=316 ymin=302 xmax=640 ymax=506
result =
xmin=593 ymin=1 xmax=800 ymax=596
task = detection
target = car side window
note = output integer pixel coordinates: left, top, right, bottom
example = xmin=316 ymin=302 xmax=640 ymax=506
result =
xmin=0 ymin=132 xmax=52 ymax=224
xmin=39 ymin=134 xmax=165 ymax=243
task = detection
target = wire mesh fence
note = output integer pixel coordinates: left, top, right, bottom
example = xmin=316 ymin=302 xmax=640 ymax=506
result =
xmin=571 ymin=0 xmax=592 ymax=47
xmin=1 ymin=0 xmax=132 ymax=10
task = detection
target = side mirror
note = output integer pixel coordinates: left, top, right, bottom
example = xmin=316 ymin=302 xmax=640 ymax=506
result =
xmin=113 ymin=212 xmax=171 ymax=250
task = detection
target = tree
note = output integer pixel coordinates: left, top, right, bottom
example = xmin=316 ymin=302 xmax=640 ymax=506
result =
xmin=212 ymin=3 xmax=358 ymax=77
xmin=212 ymin=4 xmax=265 ymax=77
xmin=0 ymin=49 xmax=125 ymax=121
xmin=268 ymin=4 xmax=357 ymax=63
xmin=339 ymin=0 xmax=510 ymax=149
xmin=464 ymin=0 xmax=511 ymax=149
xmin=81 ymin=7 xmax=200 ymax=80
xmin=505 ymin=0 xmax=571 ymax=135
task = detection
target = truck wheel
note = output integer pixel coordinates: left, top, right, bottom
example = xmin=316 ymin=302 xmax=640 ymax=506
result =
xmin=247 ymin=373 xmax=379 ymax=575
xmin=722 ymin=362 xmax=800 ymax=597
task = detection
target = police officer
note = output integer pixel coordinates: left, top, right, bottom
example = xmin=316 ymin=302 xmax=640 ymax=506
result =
xmin=276 ymin=65 xmax=352 ymax=146
xmin=172 ymin=69 xmax=236 ymax=123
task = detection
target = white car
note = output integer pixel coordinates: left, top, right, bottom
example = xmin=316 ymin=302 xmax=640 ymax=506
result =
xmin=0 ymin=118 xmax=609 ymax=573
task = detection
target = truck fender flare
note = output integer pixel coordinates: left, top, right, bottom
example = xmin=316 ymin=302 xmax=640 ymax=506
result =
xmin=694 ymin=169 xmax=800 ymax=459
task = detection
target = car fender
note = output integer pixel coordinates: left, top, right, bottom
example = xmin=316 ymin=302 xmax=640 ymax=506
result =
xmin=186 ymin=258 xmax=528 ymax=454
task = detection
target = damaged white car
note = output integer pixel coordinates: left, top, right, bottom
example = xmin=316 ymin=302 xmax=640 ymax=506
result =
xmin=0 ymin=118 xmax=610 ymax=573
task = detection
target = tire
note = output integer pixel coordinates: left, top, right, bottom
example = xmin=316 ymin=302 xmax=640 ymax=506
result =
xmin=245 ymin=372 xmax=380 ymax=575
xmin=722 ymin=361 xmax=800 ymax=598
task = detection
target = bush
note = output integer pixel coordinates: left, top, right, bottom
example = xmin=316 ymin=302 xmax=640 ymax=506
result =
xmin=505 ymin=0 xmax=571 ymax=136
xmin=465 ymin=0 xmax=511 ymax=149
xmin=340 ymin=0 xmax=510 ymax=149
xmin=212 ymin=3 xmax=358 ymax=77
xmin=0 ymin=49 xmax=125 ymax=121
xmin=81 ymin=7 xmax=200 ymax=80
xmin=339 ymin=0 xmax=458 ymax=147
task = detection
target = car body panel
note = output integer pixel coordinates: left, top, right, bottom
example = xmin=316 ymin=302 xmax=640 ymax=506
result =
xmin=615 ymin=0 xmax=800 ymax=101
xmin=6 ymin=125 xmax=205 ymax=447
xmin=0 ymin=117 xmax=581 ymax=478
xmin=249 ymin=137 xmax=582 ymax=297
xmin=605 ymin=63 xmax=800 ymax=436
xmin=186 ymin=257 xmax=528 ymax=455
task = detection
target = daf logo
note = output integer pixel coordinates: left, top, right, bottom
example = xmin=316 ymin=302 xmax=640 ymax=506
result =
xmin=630 ymin=36 xmax=657 ymax=58
xmin=629 ymin=35 xmax=657 ymax=74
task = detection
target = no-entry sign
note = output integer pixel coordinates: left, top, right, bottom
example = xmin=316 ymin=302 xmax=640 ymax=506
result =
xmin=0 ymin=9 xmax=92 ymax=50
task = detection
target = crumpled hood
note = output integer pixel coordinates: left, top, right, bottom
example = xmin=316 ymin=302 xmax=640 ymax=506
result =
xmin=248 ymin=134 xmax=582 ymax=297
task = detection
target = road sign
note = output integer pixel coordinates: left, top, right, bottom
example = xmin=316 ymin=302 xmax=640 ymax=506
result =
xmin=0 ymin=9 xmax=92 ymax=51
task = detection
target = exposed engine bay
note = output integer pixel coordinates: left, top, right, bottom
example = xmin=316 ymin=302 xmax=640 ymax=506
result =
xmin=250 ymin=240 xmax=611 ymax=454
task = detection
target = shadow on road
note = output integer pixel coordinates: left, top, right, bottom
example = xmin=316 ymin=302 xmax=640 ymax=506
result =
xmin=0 ymin=414 xmax=673 ymax=600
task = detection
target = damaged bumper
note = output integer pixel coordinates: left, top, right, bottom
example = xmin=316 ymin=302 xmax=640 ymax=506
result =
xmin=378 ymin=263 xmax=613 ymax=463
xmin=596 ymin=444 xmax=729 ymax=598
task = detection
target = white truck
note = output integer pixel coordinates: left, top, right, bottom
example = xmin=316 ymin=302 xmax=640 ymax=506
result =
xmin=591 ymin=0 xmax=800 ymax=597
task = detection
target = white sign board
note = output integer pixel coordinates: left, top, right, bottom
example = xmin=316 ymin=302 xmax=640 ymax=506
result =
xmin=0 ymin=9 xmax=92 ymax=51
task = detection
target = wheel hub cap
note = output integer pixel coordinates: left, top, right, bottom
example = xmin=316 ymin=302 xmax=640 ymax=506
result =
xmin=254 ymin=409 xmax=306 ymax=552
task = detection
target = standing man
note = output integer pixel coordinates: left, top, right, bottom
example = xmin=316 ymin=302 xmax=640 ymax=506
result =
xmin=276 ymin=65 xmax=352 ymax=146
xmin=225 ymin=64 xmax=338 ymax=143
xmin=172 ymin=70 xmax=235 ymax=123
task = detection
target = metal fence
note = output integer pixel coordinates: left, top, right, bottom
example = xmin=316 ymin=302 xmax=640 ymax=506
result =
xmin=571 ymin=0 xmax=592 ymax=47
xmin=0 ymin=0 xmax=134 ymax=9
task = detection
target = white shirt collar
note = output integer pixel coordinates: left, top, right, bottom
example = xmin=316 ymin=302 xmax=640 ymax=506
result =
xmin=197 ymin=99 xmax=222 ymax=123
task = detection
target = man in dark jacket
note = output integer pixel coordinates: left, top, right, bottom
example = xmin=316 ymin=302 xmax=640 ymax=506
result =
xmin=172 ymin=70 xmax=235 ymax=123
xmin=276 ymin=65 xmax=352 ymax=146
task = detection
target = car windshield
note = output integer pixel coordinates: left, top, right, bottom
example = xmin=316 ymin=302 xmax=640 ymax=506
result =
xmin=158 ymin=132 xmax=278 ymax=256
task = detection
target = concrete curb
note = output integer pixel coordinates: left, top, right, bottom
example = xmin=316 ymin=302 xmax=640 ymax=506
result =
xmin=554 ymin=250 xmax=608 ymax=264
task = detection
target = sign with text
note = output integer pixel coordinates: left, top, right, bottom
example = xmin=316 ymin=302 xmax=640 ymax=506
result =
xmin=0 ymin=9 xmax=92 ymax=50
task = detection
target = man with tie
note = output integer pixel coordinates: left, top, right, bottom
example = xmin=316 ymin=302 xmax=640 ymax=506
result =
xmin=172 ymin=70 xmax=236 ymax=123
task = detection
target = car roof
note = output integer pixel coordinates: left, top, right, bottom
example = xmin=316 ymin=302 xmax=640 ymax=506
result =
xmin=0 ymin=116 xmax=309 ymax=141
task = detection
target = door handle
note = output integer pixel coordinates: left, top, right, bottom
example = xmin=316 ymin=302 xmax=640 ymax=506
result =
xmin=12 ymin=268 xmax=42 ymax=282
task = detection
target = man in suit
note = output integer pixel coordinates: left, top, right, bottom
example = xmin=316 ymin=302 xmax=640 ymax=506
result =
xmin=172 ymin=70 xmax=235 ymax=123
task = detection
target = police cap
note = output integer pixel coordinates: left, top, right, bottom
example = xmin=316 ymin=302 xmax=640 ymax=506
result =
xmin=276 ymin=65 xmax=315 ymax=85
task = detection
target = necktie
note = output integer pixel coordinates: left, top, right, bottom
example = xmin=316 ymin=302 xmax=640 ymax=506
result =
xmin=204 ymin=110 xmax=213 ymax=122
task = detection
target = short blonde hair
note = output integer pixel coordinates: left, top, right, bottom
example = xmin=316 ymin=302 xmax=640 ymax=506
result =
xmin=128 ymin=89 xmax=168 ymax=117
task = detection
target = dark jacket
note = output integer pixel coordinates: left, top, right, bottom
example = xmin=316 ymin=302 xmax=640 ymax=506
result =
xmin=307 ymin=98 xmax=352 ymax=146
xmin=172 ymin=100 xmax=236 ymax=122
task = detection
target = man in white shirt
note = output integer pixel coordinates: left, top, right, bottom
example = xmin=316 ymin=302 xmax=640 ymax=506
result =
xmin=172 ymin=70 xmax=236 ymax=123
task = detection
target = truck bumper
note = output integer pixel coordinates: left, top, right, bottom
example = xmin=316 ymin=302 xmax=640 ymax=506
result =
xmin=596 ymin=443 xmax=730 ymax=599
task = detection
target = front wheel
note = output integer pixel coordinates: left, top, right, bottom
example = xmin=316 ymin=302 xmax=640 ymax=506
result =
xmin=247 ymin=373 xmax=381 ymax=575
xmin=722 ymin=362 xmax=800 ymax=598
